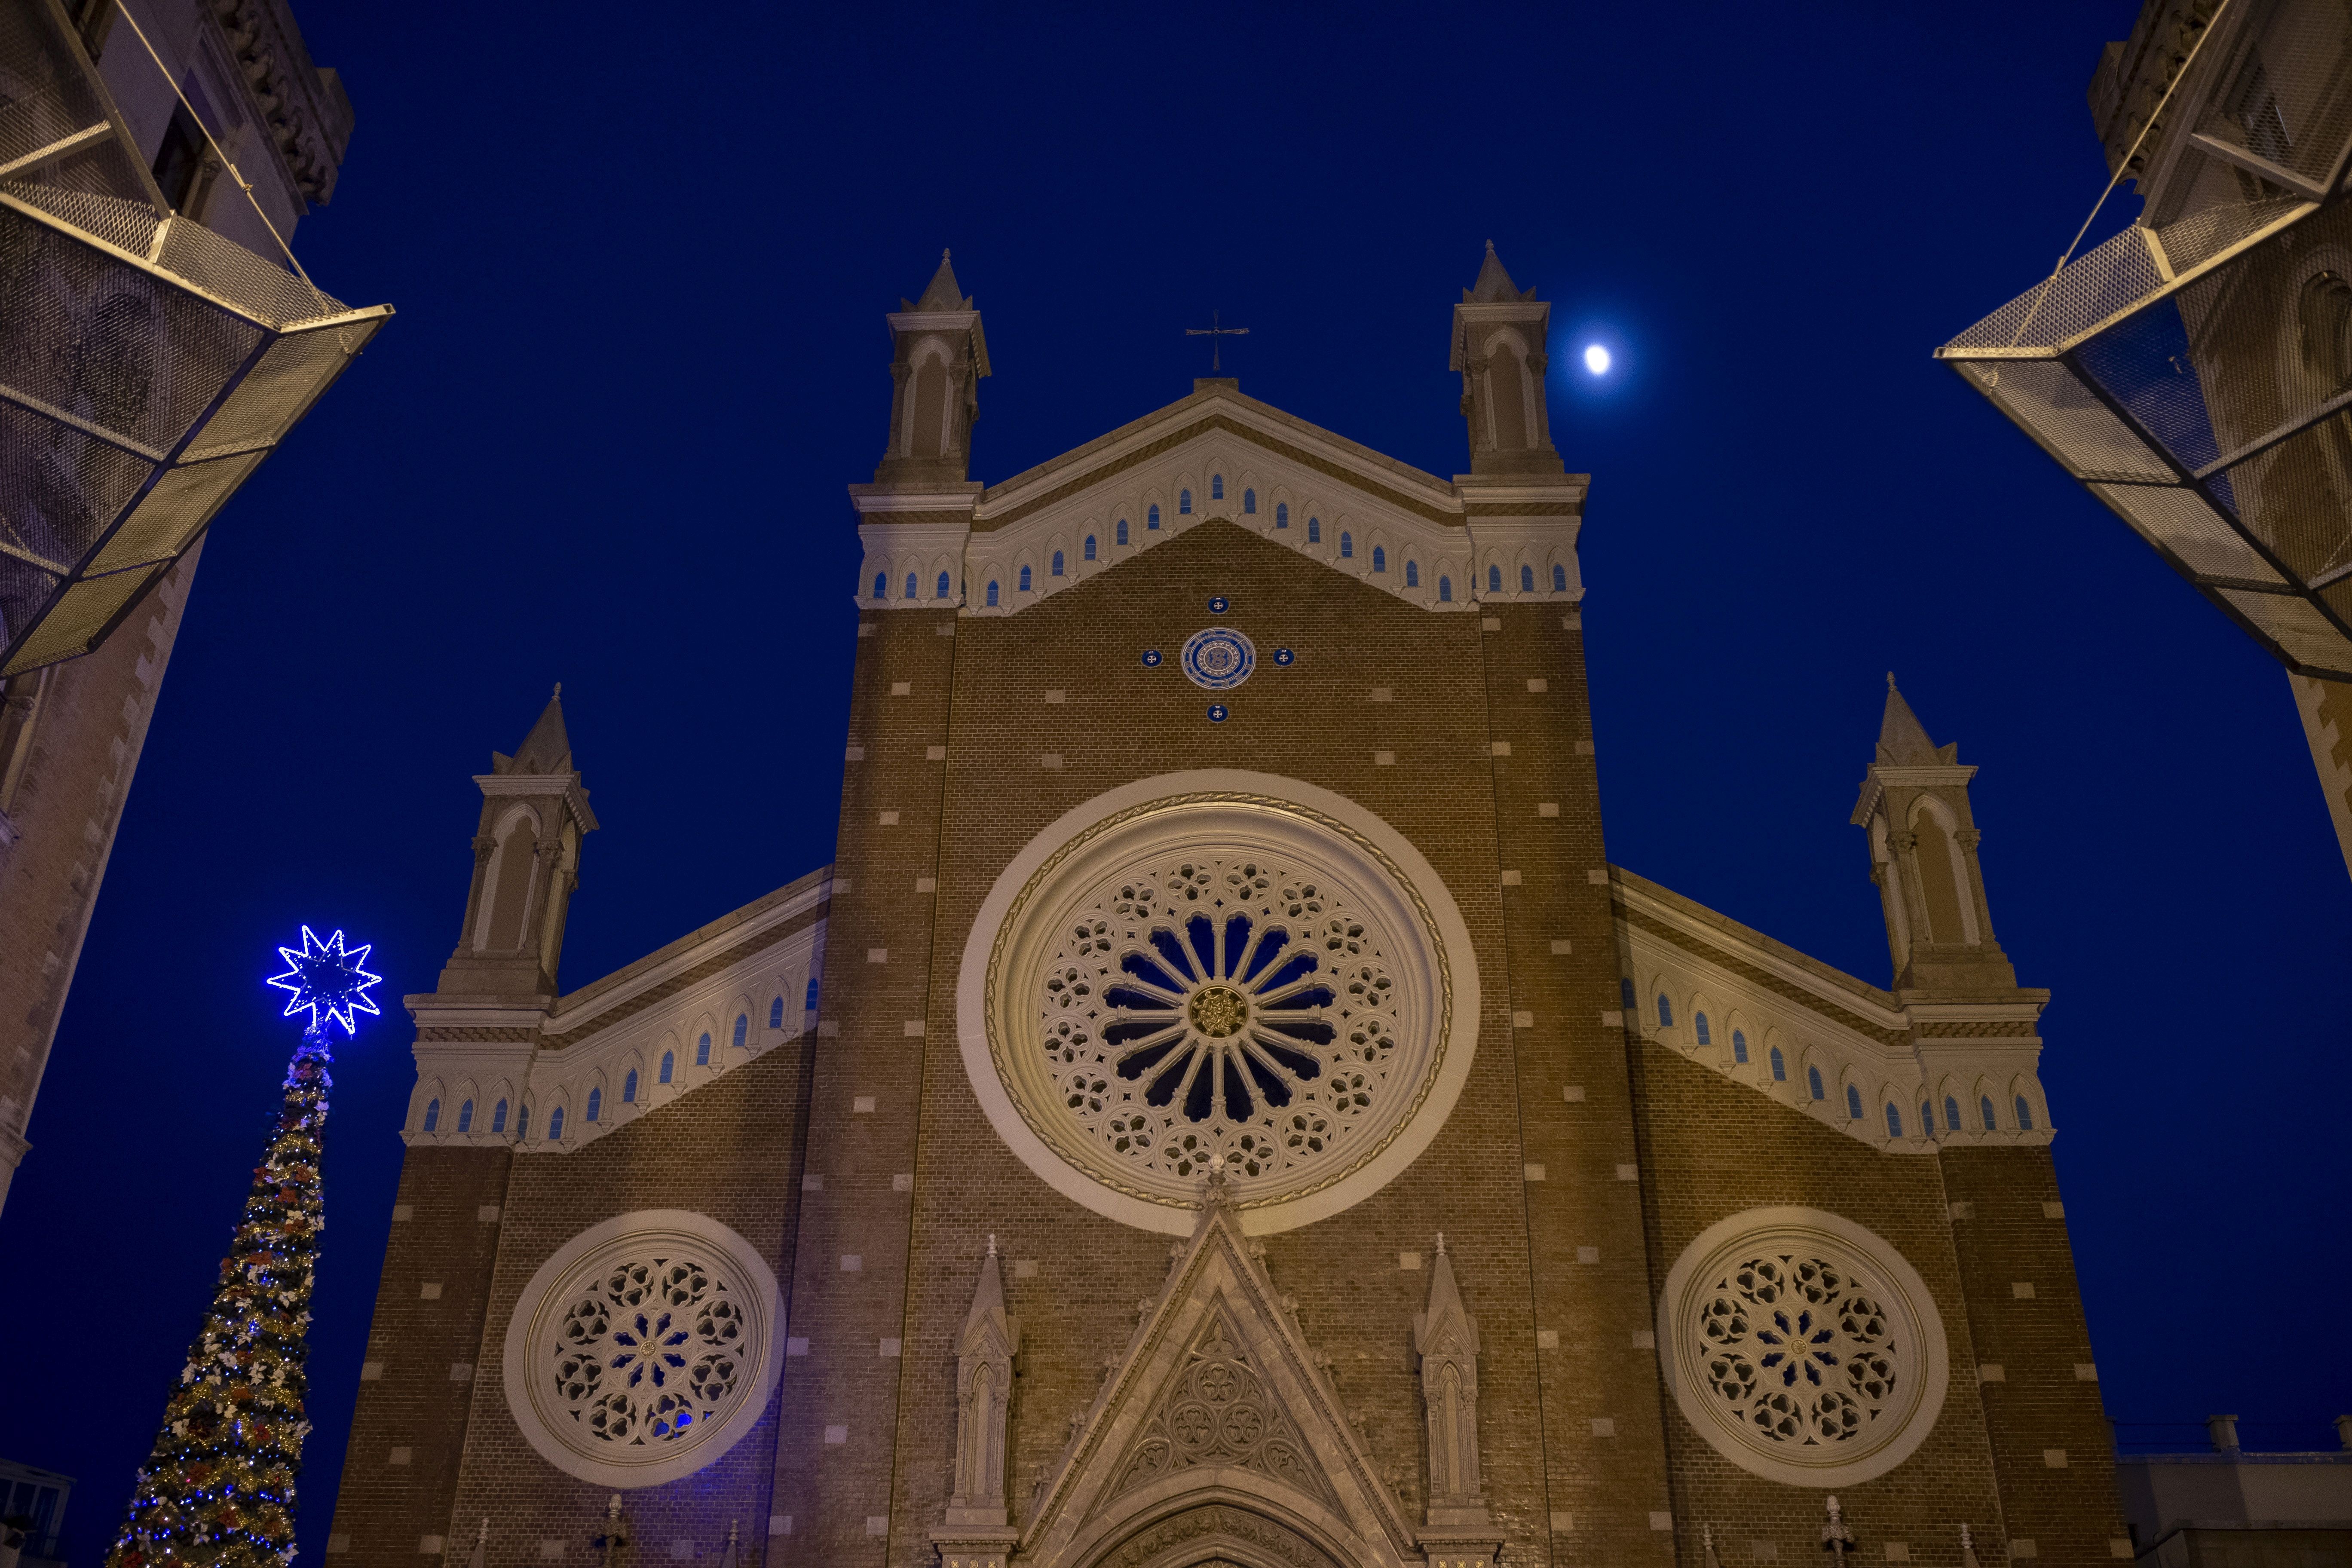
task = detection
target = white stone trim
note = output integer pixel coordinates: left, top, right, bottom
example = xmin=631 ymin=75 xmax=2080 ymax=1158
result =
xmin=501 ymin=1209 xmax=783 ymax=1489
xmin=1656 ymin=1206 xmax=1950 ymax=1489
xmin=956 ymin=769 xmax=1479 ymax=1235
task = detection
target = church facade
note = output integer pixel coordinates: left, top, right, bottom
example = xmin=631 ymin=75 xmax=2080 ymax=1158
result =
xmin=329 ymin=250 xmax=2131 ymax=1568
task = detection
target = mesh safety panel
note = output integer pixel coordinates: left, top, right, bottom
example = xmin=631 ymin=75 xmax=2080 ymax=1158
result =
xmin=2090 ymin=483 xmax=2286 ymax=585
xmin=186 ymin=328 xmax=355 ymax=459
xmin=1968 ymin=359 xmax=2174 ymax=481
xmin=88 ymin=450 xmax=261 ymax=575
xmin=0 ymin=399 xmax=151 ymax=569
xmin=2219 ymin=588 xmax=2352 ymax=673
xmin=7 ymin=560 xmax=160 ymax=670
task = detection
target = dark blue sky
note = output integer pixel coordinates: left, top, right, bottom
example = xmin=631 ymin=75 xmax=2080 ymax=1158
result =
xmin=6 ymin=0 xmax=2348 ymax=1557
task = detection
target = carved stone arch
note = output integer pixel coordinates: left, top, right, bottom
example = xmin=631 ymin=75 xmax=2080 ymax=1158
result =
xmin=1477 ymin=326 xmax=1536 ymax=452
xmin=1267 ymin=483 xmax=1295 ymax=531
xmin=2008 ymin=1074 xmax=2044 ymax=1131
xmin=1905 ymin=796 xmax=1978 ymax=944
xmin=1234 ymin=468 xmax=1263 ymax=520
xmin=1721 ymin=1009 xmax=1755 ymax=1072
xmin=725 ymin=992 xmax=757 ymax=1059
xmin=1935 ymin=1075 xmax=1963 ymax=1132
xmin=932 ymin=553 xmax=959 ymax=599
xmin=450 ymin=1078 xmax=481 ymax=1135
xmin=476 ymin=803 xmax=545 ymax=951
xmin=859 ymin=553 xmax=888 ymax=603
xmin=486 ymin=1079 xmax=516 ymax=1136
xmin=1871 ymin=1080 xmax=1905 ymax=1140
xmin=1330 ymin=514 xmax=1361 ymax=567
xmin=1684 ymin=989 xmax=1718 ymax=1054
xmin=1545 ymin=545 xmax=1573 ymax=596
xmin=651 ymin=1029 xmax=680 ymax=1090
xmin=1014 ymin=548 xmax=1040 ymax=595
xmin=580 ymin=1067 xmax=608 ymax=1121
xmin=1141 ymin=484 xmax=1168 ymax=531
xmin=688 ymin=1011 xmax=720 ymax=1072
xmin=1477 ymin=550 xmax=1506 ymax=596
xmin=412 ymin=1078 xmax=445 ymax=1135
xmin=615 ymin=1050 xmax=644 ymax=1108
xmin=1045 ymin=531 xmax=1073 ymax=583
xmin=1076 ymin=519 xmax=1103 ymax=570
xmin=1172 ymin=471 xmax=1199 ymax=519
xmin=1065 ymin=1497 xmax=1356 ymax=1568
xmin=903 ymin=335 xmax=956 ymax=459
xmin=1970 ymin=1075 xmax=2001 ymax=1131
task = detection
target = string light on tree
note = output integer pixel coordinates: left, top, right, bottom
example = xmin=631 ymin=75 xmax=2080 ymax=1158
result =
xmin=105 ymin=926 xmax=380 ymax=1568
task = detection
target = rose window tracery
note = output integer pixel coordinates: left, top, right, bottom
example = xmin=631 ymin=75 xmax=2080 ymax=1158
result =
xmin=1026 ymin=845 xmax=1413 ymax=1194
xmin=1695 ymin=1253 xmax=1898 ymax=1449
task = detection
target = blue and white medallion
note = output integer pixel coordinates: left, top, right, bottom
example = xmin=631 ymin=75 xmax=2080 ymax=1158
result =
xmin=1181 ymin=626 xmax=1256 ymax=691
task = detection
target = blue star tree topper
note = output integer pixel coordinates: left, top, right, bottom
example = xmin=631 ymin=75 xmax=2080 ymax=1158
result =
xmin=266 ymin=924 xmax=382 ymax=1037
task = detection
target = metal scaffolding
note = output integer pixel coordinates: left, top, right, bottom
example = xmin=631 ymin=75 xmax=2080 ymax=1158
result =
xmin=0 ymin=0 xmax=390 ymax=678
xmin=1937 ymin=0 xmax=2352 ymax=680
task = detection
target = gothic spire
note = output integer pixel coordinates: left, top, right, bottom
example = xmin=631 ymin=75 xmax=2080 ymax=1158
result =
xmin=908 ymin=248 xmax=971 ymax=312
xmin=501 ymin=684 xmax=574 ymax=776
xmin=1875 ymin=674 xmax=1950 ymax=766
xmin=1463 ymin=239 xmax=1535 ymax=303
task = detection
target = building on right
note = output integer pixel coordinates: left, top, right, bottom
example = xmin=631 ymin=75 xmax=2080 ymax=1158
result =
xmin=2113 ymin=1415 xmax=2352 ymax=1566
xmin=1934 ymin=0 xmax=2352 ymax=876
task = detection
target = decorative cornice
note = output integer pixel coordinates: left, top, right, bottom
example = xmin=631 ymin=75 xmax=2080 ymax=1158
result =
xmin=203 ymin=0 xmax=352 ymax=204
xmin=473 ymin=770 xmax=598 ymax=833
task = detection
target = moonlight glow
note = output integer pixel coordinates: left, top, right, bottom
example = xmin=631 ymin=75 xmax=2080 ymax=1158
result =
xmin=1583 ymin=344 xmax=1612 ymax=375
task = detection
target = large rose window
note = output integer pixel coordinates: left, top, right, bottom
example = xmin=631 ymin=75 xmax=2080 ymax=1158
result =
xmin=969 ymin=784 xmax=1470 ymax=1230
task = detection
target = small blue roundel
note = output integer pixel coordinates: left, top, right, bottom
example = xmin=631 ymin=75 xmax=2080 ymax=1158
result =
xmin=1207 ymin=595 xmax=1229 ymax=614
xmin=1141 ymin=649 xmax=1163 ymax=667
xmin=1272 ymin=647 xmax=1295 ymax=666
xmin=1207 ymin=703 xmax=1229 ymax=723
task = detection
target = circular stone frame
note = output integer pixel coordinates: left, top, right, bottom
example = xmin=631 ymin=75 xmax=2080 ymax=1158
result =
xmin=1656 ymin=1206 xmax=1950 ymax=1489
xmin=501 ymin=1209 xmax=784 ymax=1489
xmin=957 ymin=769 xmax=1480 ymax=1235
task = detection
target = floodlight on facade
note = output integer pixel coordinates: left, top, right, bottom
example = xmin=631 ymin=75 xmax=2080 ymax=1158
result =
xmin=1936 ymin=0 xmax=2352 ymax=680
xmin=0 ymin=0 xmax=391 ymax=679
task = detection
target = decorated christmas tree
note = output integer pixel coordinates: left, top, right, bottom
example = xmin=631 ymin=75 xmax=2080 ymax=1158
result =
xmin=107 ymin=927 xmax=381 ymax=1568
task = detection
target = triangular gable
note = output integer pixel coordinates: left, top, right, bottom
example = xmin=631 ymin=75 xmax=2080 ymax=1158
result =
xmin=1019 ymin=1173 xmax=1418 ymax=1568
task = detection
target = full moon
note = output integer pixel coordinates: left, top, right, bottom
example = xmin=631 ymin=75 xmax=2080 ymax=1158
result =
xmin=1583 ymin=344 xmax=1612 ymax=375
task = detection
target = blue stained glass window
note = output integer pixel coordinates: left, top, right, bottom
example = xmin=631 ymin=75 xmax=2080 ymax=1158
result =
xmin=1148 ymin=505 xmax=1161 ymax=530
xmin=518 ymin=1102 xmax=532 ymax=1139
xmin=1694 ymin=1012 xmax=1712 ymax=1046
xmin=1730 ymin=1028 xmax=1749 ymax=1063
xmin=733 ymin=1014 xmax=748 ymax=1049
xmin=1552 ymin=563 xmax=1568 ymax=591
xmin=456 ymin=1099 xmax=474 ymax=1133
xmin=1372 ymin=545 xmax=1386 ymax=573
xmin=1210 ymin=475 xmax=1223 ymax=500
xmin=2015 ymin=1095 xmax=2034 ymax=1130
xmin=1242 ymin=487 xmax=1256 ymax=514
xmin=1084 ymin=535 xmax=1096 ymax=560
xmin=1339 ymin=532 xmax=1354 ymax=558
xmin=906 ymin=572 xmax=918 ymax=599
xmin=769 ymin=997 xmax=784 ymax=1028
xmin=1117 ymin=518 xmax=1130 ymax=544
xmin=1308 ymin=517 xmax=1321 ymax=542
xmin=1488 ymin=564 xmax=1502 ymax=593
xmin=1179 ymin=490 xmax=1192 ymax=514
xmin=1846 ymin=1083 xmax=1863 ymax=1119
xmin=1520 ymin=564 xmax=1534 ymax=592
xmin=698 ymin=1031 xmax=713 ymax=1066
xmin=1276 ymin=502 xmax=1289 ymax=528
xmin=1945 ymin=1095 xmax=1962 ymax=1130
xmin=1886 ymin=1102 xmax=1904 ymax=1138
xmin=548 ymin=1105 xmax=564 ymax=1140
xmin=585 ymin=1087 xmax=602 ymax=1122
xmin=422 ymin=1098 xmax=440 ymax=1133
xmin=806 ymin=977 xmax=820 ymax=1009
xmin=1019 ymin=565 xmax=1032 ymax=591
xmin=1438 ymin=575 xmax=1452 ymax=601
xmin=622 ymin=1069 xmax=637 ymax=1102
xmin=1807 ymin=1066 xmax=1825 ymax=1101
xmin=986 ymin=580 xmax=999 ymax=606
xmin=1981 ymin=1095 xmax=1997 ymax=1130
xmin=937 ymin=570 xmax=951 ymax=598
xmin=492 ymin=1099 xmax=508 ymax=1134
xmin=873 ymin=571 xmax=887 ymax=598
xmin=1051 ymin=551 xmax=1064 ymax=577
xmin=1770 ymin=1047 xmax=1786 ymax=1081
xmin=659 ymin=1051 xmax=674 ymax=1084
xmin=1656 ymin=994 xmax=1673 ymax=1027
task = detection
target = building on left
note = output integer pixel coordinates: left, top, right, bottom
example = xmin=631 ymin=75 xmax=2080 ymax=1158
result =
xmin=0 ymin=0 xmax=380 ymax=1211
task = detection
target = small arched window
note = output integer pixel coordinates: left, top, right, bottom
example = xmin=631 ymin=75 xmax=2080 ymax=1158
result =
xmin=2015 ymin=1095 xmax=2034 ymax=1131
xmin=492 ymin=1098 xmax=509 ymax=1134
xmin=1656 ymin=993 xmax=1674 ymax=1028
xmin=1552 ymin=563 xmax=1568 ymax=592
xmin=585 ymin=1087 xmax=603 ymax=1122
xmin=1242 ymin=487 xmax=1256 ymax=514
xmin=548 ymin=1104 xmax=565 ymax=1141
xmin=1308 ymin=517 xmax=1322 ymax=543
xmin=986 ymin=580 xmax=999 ymax=606
xmin=697 ymin=1031 xmax=713 ymax=1066
xmin=873 ymin=571 xmax=888 ymax=599
xmin=806 ymin=976 xmax=821 ymax=1009
xmin=1944 ymin=1095 xmax=1962 ymax=1131
xmin=1693 ymin=1012 xmax=1712 ymax=1046
xmin=1371 ymin=545 xmax=1387 ymax=573
xmin=1806 ymin=1066 xmax=1825 ymax=1101
xmin=1885 ymin=1102 xmax=1904 ymax=1139
xmin=1275 ymin=502 xmax=1289 ymax=528
xmin=733 ymin=1014 xmax=748 ymax=1050
xmin=769 ymin=996 xmax=784 ymax=1029
xmin=1050 ymin=551 xmax=1064 ymax=577
xmin=456 ymin=1099 xmax=475 ymax=1133
xmin=1730 ymin=1028 xmax=1749 ymax=1063
xmin=1148 ymin=504 xmax=1161 ymax=530
xmin=937 ymin=570 xmax=951 ymax=598
xmin=1179 ymin=489 xmax=1193 ymax=514
xmin=1339 ymin=532 xmax=1354 ymax=559
xmin=1210 ymin=475 xmax=1224 ymax=500
xmin=1520 ymin=564 xmax=1535 ymax=592
xmin=905 ymin=571 xmax=918 ymax=600
xmin=659 ymin=1050 xmax=674 ymax=1084
xmin=1769 ymin=1047 xmax=1786 ymax=1081
xmin=423 ymin=1097 xmax=441 ymax=1133
xmin=1921 ymin=1101 xmax=1933 ymax=1137
xmin=1084 ymin=535 xmax=1096 ymax=561
xmin=1488 ymin=564 xmax=1503 ymax=593
xmin=1405 ymin=560 xmax=1420 ymax=587
xmin=1438 ymin=576 xmax=1453 ymax=602
xmin=1980 ymin=1094 xmax=1997 ymax=1130
xmin=622 ymin=1069 xmax=638 ymax=1103
xmin=1117 ymin=518 xmax=1130 ymax=545
xmin=1019 ymin=564 xmax=1032 ymax=592
xmin=1845 ymin=1083 xmax=1863 ymax=1120
xmin=518 ymin=1102 xmax=532 ymax=1139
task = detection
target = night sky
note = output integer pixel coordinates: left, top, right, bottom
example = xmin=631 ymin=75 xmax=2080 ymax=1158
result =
xmin=4 ymin=1 xmax=2347 ymax=1558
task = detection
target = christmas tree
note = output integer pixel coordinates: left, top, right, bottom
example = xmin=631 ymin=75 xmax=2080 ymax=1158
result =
xmin=107 ymin=927 xmax=381 ymax=1568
